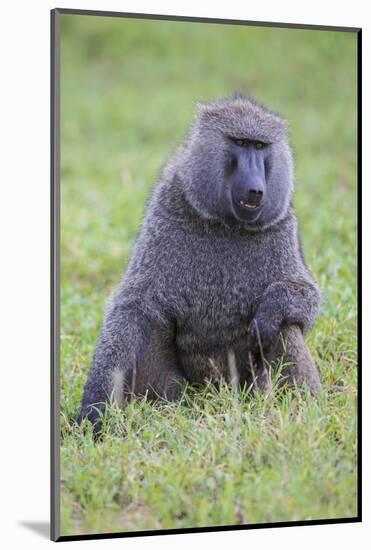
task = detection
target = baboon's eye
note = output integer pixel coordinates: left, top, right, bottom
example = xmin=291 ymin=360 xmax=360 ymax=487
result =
xmin=255 ymin=141 xmax=265 ymax=149
xmin=233 ymin=138 xmax=245 ymax=146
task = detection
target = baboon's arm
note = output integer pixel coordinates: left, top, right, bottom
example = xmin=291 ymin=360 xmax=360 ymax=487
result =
xmin=248 ymin=278 xmax=321 ymax=350
xmin=78 ymin=302 xmax=165 ymax=429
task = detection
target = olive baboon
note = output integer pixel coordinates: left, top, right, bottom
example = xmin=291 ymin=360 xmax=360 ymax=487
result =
xmin=79 ymin=96 xmax=322 ymax=430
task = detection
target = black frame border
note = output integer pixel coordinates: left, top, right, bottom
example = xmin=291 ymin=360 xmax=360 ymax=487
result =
xmin=51 ymin=7 xmax=362 ymax=542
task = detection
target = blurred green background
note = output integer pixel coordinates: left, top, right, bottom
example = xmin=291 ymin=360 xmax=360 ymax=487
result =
xmin=60 ymin=14 xmax=357 ymax=536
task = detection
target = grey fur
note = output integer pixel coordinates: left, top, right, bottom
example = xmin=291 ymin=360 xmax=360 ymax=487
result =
xmin=79 ymin=96 xmax=322 ymax=430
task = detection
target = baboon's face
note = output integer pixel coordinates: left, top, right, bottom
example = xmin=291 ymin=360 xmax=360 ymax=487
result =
xmin=219 ymin=135 xmax=293 ymax=227
xmin=181 ymin=99 xmax=294 ymax=229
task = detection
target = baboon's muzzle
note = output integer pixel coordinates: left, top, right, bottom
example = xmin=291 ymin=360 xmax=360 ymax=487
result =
xmin=231 ymin=149 xmax=266 ymax=214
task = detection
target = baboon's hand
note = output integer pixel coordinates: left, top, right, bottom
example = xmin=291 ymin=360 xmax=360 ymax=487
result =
xmin=77 ymin=402 xmax=105 ymax=436
xmin=247 ymin=306 xmax=282 ymax=354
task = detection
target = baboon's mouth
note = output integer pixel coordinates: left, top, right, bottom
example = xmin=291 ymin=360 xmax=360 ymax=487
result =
xmin=238 ymin=200 xmax=258 ymax=209
xmin=231 ymin=194 xmax=264 ymax=224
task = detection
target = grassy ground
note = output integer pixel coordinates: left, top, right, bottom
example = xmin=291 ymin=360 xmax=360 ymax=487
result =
xmin=60 ymin=14 xmax=358 ymax=536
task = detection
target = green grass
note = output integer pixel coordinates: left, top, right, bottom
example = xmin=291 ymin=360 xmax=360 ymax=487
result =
xmin=60 ymin=14 xmax=358 ymax=536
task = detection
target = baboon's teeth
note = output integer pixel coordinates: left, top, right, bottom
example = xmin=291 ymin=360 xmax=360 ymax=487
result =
xmin=239 ymin=200 xmax=258 ymax=209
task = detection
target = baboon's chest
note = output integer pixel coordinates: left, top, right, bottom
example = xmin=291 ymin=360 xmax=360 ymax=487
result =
xmin=176 ymin=263 xmax=256 ymax=355
xmin=172 ymin=226 xmax=285 ymax=353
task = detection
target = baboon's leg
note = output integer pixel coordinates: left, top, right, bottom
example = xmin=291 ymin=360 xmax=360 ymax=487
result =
xmin=263 ymin=324 xmax=321 ymax=394
xmin=124 ymin=329 xmax=185 ymax=402
xmin=79 ymin=316 xmax=185 ymax=433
